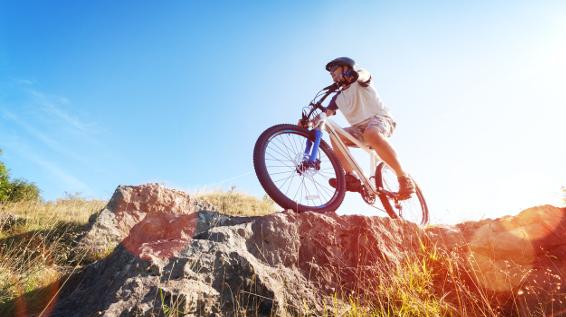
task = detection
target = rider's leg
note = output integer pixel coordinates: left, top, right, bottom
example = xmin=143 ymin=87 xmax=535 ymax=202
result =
xmin=362 ymin=127 xmax=408 ymax=177
xmin=363 ymin=126 xmax=415 ymax=198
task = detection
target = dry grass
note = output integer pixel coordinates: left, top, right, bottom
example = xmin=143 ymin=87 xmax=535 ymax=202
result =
xmin=0 ymin=199 xmax=105 ymax=313
xmin=315 ymin=240 xmax=533 ymax=317
xmin=194 ymin=188 xmax=276 ymax=216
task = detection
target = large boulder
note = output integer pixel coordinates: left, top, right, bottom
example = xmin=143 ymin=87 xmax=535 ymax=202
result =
xmin=78 ymin=183 xmax=221 ymax=259
xmin=48 ymin=184 xmax=566 ymax=316
xmin=52 ymin=184 xmax=426 ymax=316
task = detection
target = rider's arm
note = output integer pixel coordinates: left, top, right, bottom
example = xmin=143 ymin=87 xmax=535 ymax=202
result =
xmin=326 ymin=93 xmax=339 ymax=116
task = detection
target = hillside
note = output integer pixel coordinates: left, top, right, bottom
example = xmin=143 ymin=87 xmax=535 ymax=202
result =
xmin=2 ymin=183 xmax=565 ymax=316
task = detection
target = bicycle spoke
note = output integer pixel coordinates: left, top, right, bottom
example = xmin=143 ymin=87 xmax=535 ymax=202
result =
xmin=265 ymin=160 xmax=294 ymax=170
xmin=274 ymin=172 xmax=295 ymax=193
xmin=265 ymin=149 xmax=292 ymax=165
xmin=270 ymin=170 xmax=295 ymax=177
xmin=288 ymin=133 xmax=302 ymax=158
xmin=267 ymin=165 xmax=296 ymax=169
xmin=310 ymin=176 xmax=334 ymax=198
xmin=285 ymin=170 xmax=298 ymax=198
xmin=306 ymin=175 xmax=330 ymax=204
xmin=268 ymin=140 xmax=296 ymax=163
xmin=256 ymin=126 xmax=349 ymax=212
xmin=293 ymin=175 xmax=304 ymax=203
xmin=277 ymin=135 xmax=298 ymax=162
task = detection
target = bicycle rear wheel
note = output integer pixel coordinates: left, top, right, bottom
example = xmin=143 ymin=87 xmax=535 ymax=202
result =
xmin=375 ymin=163 xmax=429 ymax=225
xmin=253 ymin=124 xmax=346 ymax=213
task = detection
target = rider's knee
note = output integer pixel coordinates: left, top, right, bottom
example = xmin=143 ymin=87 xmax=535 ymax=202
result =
xmin=363 ymin=127 xmax=386 ymax=142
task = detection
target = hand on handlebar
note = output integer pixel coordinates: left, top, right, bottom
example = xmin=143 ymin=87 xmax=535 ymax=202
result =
xmin=297 ymin=108 xmax=335 ymax=129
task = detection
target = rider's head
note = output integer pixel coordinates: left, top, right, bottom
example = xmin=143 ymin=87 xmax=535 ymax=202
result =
xmin=326 ymin=57 xmax=356 ymax=84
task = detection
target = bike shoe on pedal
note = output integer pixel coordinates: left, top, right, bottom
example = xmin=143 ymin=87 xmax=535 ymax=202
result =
xmin=397 ymin=175 xmax=415 ymax=200
xmin=329 ymin=173 xmax=362 ymax=192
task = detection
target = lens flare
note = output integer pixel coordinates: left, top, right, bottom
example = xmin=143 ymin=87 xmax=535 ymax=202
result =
xmin=467 ymin=221 xmax=536 ymax=292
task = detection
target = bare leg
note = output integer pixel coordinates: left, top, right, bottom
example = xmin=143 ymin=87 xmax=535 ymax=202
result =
xmin=362 ymin=127 xmax=408 ymax=177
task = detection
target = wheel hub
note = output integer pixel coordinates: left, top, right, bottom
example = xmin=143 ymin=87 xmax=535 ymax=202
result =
xmin=295 ymin=159 xmax=321 ymax=176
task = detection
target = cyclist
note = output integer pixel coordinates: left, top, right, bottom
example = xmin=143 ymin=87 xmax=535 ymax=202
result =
xmin=319 ymin=57 xmax=415 ymax=199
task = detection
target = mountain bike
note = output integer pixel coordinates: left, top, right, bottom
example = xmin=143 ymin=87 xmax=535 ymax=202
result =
xmin=253 ymin=85 xmax=429 ymax=225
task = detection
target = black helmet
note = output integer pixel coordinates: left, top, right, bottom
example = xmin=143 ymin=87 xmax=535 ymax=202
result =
xmin=325 ymin=57 xmax=356 ymax=71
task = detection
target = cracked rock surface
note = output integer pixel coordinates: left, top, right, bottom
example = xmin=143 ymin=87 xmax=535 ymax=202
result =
xmin=51 ymin=184 xmax=566 ymax=316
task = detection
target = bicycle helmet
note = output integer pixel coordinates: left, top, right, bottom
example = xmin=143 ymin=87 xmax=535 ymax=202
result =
xmin=325 ymin=57 xmax=356 ymax=71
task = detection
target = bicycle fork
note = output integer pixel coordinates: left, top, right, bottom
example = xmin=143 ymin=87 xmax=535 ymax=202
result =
xmin=302 ymin=129 xmax=323 ymax=163
xmin=296 ymin=129 xmax=323 ymax=175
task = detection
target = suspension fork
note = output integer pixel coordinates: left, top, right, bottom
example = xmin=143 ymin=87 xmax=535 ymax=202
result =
xmin=303 ymin=128 xmax=323 ymax=163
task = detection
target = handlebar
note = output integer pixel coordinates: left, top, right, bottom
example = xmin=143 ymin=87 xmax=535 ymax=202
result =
xmin=303 ymin=84 xmax=338 ymax=120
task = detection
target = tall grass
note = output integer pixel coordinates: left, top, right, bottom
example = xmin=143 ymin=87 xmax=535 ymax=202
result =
xmin=0 ymin=199 xmax=105 ymax=313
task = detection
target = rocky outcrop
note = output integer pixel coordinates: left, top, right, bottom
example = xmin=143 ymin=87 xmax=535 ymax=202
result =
xmin=50 ymin=184 xmax=566 ymax=316
xmin=427 ymin=205 xmax=566 ymax=313
xmin=77 ymin=184 xmax=221 ymax=259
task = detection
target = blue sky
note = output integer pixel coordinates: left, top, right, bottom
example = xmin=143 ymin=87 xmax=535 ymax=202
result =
xmin=1 ymin=1 xmax=565 ymax=224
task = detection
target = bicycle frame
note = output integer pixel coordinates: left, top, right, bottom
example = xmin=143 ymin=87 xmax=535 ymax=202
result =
xmin=304 ymin=113 xmax=383 ymax=197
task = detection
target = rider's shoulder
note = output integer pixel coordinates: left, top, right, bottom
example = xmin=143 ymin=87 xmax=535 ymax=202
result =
xmin=355 ymin=68 xmax=372 ymax=87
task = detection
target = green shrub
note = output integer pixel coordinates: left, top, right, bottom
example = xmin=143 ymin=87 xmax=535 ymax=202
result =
xmin=0 ymin=150 xmax=40 ymax=203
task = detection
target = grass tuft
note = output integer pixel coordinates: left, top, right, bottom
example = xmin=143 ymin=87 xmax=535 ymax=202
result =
xmin=194 ymin=187 xmax=275 ymax=216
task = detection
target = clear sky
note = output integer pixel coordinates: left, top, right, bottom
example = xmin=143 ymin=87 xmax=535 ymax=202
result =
xmin=1 ymin=1 xmax=565 ymax=224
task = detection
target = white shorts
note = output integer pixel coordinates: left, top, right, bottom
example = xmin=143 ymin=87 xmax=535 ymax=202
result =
xmin=343 ymin=115 xmax=396 ymax=145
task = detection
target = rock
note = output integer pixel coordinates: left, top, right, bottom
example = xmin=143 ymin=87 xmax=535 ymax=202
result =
xmin=429 ymin=205 xmax=566 ymax=265
xmin=52 ymin=184 xmax=429 ymax=316
xmin=425 ymin=204 xmax=566 ymax=311
xmin=78 ymin=183 xmax=220 ymax=259
xmin=48 ymin=184 xmax=566 ymax=316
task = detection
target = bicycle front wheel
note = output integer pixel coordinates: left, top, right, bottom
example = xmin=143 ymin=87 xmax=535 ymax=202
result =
xmin=375 ymin=163 xmax=429 ymax=225
xmin=253 ymin=124 xmax=346 ymax=213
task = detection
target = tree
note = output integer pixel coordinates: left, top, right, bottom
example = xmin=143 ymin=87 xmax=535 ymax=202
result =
xmin=0 ymin=149 xmax=41 ymax=203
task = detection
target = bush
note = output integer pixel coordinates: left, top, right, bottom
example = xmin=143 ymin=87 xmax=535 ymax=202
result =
xmin=0 ymin=160 xmax=10 ymax=202
xmin=0 ymin=150 xmax=41 ymax=203
xmin=5 ymin=179 xmax=40 ymax=202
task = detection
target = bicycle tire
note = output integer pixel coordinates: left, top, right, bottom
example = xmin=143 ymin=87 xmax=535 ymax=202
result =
xmin=253 ymin=124 xmax=346 ymax=213
xmin=375 ymin=163 xmax=429 ymax=225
